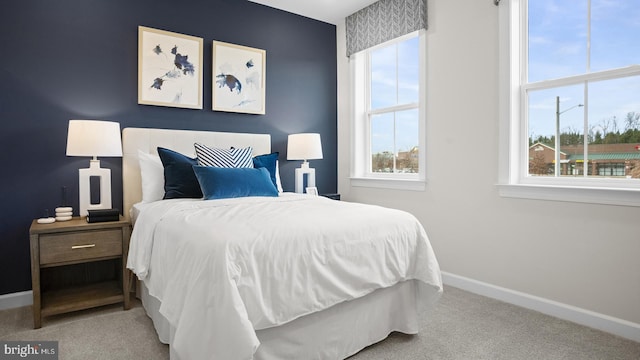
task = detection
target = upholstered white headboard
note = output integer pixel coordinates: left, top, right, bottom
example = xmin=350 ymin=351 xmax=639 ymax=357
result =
xmin=122 ymin=127 xmax=271 ymax=220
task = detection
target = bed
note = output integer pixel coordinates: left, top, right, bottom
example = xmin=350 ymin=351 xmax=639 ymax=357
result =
xmin=122 ymin=127 xmax=443 ymax=360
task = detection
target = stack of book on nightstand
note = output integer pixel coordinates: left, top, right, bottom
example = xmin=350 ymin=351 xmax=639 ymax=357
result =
xmin=86 ymin=209 xmax=120 ymax=223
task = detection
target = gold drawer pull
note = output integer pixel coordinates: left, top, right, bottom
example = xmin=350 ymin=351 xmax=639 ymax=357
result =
xmin=71 ymin=244 xmax=96 ymax=250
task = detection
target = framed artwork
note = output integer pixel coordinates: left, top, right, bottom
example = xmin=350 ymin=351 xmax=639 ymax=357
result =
xmin=138 ymin=26 xmax=203 ymax=109
xmin=212 ymin=41 xmax=266 ymax=115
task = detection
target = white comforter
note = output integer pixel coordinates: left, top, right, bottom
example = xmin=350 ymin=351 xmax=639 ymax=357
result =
xmin=127 ymin=194 xmax=442 ymax=360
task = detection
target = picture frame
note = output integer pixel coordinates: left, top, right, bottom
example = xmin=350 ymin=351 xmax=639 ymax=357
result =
xmin=138 ymin=26 xmax=203 ymax=109
xmin=306 ymin=187 xmax=318 ymax=196
xmin=212 ymin=41 xmax=266 ymax=115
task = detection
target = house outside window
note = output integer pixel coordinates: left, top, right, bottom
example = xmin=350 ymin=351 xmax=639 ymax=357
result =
xmin=351 ymin=31 xmax=426 ymax=190
xmin=499 ymin=0 xmax=640 ymax=205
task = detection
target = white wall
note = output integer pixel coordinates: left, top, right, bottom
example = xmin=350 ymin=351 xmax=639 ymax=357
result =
xmin=337 ymin=0 xmax=640 ymax=328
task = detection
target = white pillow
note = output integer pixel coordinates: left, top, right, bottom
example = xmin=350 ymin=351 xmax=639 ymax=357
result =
xmin=138 ymin=150 xmax=164 ymax=202
xmin=275 ymin=160 xmax=283 ymax=192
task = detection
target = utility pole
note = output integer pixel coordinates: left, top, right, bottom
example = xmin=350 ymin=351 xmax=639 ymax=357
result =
xmin=554 ymin=96 xmax=583 ymax=177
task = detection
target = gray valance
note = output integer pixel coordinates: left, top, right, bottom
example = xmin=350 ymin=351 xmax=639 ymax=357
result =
xmin=346 ymin=0 xmax=428 ymax=57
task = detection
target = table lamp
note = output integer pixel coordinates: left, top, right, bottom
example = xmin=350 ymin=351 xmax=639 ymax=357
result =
xmin=66 ymin=120 xmax=123 ymax=217
xmin=287 ymin=133 xmax=323 ymax=193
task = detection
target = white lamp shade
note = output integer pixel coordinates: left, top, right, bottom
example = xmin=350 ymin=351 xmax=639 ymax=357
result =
xmin=287 ymin=133 xmax=323 ymax=161
xmin=66 ymin=120 xmax=123 ymax=157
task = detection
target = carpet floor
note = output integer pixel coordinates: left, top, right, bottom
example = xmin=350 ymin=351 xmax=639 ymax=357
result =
xmin=1 ymin=285 xmax=638 ymax=359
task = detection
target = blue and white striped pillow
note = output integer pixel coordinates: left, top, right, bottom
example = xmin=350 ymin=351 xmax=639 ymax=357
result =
xmin=194 ymin=143 xmax=254 ymax=168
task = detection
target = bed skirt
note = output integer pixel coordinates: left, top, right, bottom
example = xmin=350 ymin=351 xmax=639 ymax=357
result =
xmin=140 ymin=280 xmax=424 ymax=359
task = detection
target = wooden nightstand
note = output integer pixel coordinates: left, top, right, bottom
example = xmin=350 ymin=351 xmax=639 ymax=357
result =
xmin=29 ymin=217 xmax=131 ymax=328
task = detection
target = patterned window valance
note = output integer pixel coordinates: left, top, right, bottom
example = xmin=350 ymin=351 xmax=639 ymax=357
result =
xmin=345 ymin=0 xmax=428 ymax=57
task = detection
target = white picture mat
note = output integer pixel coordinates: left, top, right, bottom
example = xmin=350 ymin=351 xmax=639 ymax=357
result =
xmin=138 ymin=26 xmax=203 ymax=109
xmin=212 ymin=41 xmax=266 ymax=114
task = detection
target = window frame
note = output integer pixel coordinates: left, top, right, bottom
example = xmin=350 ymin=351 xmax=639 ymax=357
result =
xmin=498 ymin=0 xmax=640 ymax=207
xmin=350 ymin=30 xmax=427 ymax=191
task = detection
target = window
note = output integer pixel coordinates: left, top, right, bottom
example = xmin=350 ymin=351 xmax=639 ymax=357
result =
xmin=351 ymin=31 xmax=426 ymax=190
xmin=499 ymin=0 xmax=640 ymax=205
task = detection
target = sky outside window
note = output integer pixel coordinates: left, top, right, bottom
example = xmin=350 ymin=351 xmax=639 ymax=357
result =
xmin=528 ymin=0 xmax=640 ymax=140
xmin=370 ymin=36 xmax=419 ymax=153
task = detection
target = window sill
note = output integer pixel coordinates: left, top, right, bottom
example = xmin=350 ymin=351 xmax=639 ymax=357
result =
xmin=496 ymin=183 xmax=640 ymax=207
xmin=350 ymin=177 xmax=426 ymax=191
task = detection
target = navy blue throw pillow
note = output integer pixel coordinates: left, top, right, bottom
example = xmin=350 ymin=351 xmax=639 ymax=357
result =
xmin=252 ymin=152 xmax=279 ymax=189
xmin=157 ymin=147 xmax=202 ymax=199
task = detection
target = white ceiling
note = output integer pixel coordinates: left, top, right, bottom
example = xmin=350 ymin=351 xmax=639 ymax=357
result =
xmin=248 ymin=0 xmax=378 ymax=25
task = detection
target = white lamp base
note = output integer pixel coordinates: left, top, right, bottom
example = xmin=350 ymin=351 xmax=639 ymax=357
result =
xmin=78 ymin=159 xmax=112 ymax=217
xmin=295 ymin=167 xmax=316 ymax=194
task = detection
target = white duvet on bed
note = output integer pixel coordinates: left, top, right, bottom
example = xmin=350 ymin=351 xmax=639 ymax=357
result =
xmin=127 ymin=194 xmax=442 ymax=360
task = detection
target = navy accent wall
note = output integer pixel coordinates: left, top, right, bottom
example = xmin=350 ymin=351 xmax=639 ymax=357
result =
xmin=0 ymin=1 xmax=337 ymax=295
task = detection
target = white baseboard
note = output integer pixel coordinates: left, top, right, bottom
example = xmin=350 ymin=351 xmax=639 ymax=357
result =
xmin=441 ymin=271 xmax=640 ymax=343
xmin=0 ymin=290 xmax=32 ymax=311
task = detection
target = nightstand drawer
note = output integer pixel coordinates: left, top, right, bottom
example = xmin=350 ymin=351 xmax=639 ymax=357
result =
xmin=39 ymin=229 xmax=122 ymax=265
